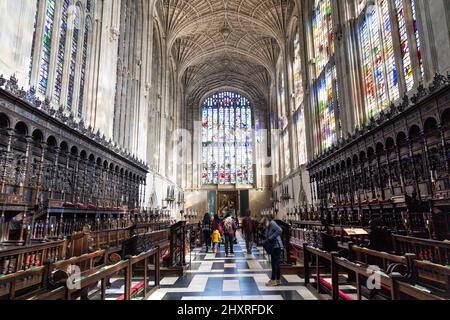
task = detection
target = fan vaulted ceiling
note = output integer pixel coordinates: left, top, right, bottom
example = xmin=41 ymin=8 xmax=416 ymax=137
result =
xmin=155 ymin=0 xmax=297 ymax=107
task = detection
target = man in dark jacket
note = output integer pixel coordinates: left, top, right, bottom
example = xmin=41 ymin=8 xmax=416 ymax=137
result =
xmin=222 ymin=212 xmax=237 ymax=257
xmin=242 ymin=210 xmax=257 ymax=254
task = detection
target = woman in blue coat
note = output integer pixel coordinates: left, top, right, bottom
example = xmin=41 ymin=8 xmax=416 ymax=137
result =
xmin=265 ymin=216 xmax=284 ymax=287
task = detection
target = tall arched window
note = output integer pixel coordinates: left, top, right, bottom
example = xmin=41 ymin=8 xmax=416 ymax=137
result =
xmin=29 ymin=0 xmax=40 ymax=82
xmin=54 ymin=0 xmax=70 ymax=105
xmin=278 ymin=67 xmax=290 ymax=177
xmin=78 ymin=22 xmax=90 ymax=116
xmin=30 ymin=0 xmax=93 ymax=115
xmin=201 ymin=91 xmax=254 ymax=186
xmin=312 ymin=0 xmax=338 ymax=152
xmin=67 ymin=5 xmax=81 ymax=110
xmin=358 ymin=0 xmax=424 ymax=119
xmin=359 ymin=1 xmax=398 ymax=117
xmin=38 ymin=0 xmax=56 ymax=95
xmin=292 ymin=27 xmax=307 ymax=166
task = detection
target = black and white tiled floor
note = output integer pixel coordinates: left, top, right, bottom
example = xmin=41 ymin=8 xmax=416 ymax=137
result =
xmin=147 ymin=233 xmax=318 ymax=301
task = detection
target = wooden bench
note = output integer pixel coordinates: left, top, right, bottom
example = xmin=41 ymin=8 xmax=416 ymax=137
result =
xmin=347 ymin=243 xmax=450 ymax=298
xmin=303 ymin=244 xmax=446 ymax=300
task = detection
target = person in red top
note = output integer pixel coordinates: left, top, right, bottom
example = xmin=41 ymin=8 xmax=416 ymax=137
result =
xmin=242 ymin=210 xmax=257 ymax=254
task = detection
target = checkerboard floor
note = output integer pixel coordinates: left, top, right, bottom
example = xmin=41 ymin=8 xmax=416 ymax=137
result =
xmin=146 ymin=232 xmax=319 ymax=301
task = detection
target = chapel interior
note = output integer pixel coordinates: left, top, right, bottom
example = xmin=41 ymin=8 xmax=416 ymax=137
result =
xmin=0 ymin=0 xmax=449 ymax=301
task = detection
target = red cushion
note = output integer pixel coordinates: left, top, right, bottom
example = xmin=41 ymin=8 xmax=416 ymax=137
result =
xmin=116 ymin=281 xmax=145 ymax=300
xmin=319 ymin=278 xmax=354 ymax=301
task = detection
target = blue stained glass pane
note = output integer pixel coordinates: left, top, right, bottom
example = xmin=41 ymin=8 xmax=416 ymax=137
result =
xmin=67 ymin=6 xmax=81 ymax=110
xmin=54 ymin=0 xmax=70 ymax=104
xmin=29 ymin=0 xmax=40 ymax=81
xmin=38 ymin=0 xmax=56 ymax=95
xmin=78 ymin=25 xmax=89 ymax=116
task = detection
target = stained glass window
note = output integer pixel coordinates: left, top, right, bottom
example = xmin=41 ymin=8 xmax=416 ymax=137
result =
xmin=312 ymin=0 xmax=334 ymax=76
xmin=278 ymin=71 xmax=288 ymax=130
xmin=359 ymin=2 xmax=396 ymax=118
xmin=409 ymin=0 xmax=423 ymax=77
xmin=293 ymin=30 xmax=303 ymax=109
xmin=394 ymin=0 xmax=424 ymax=87
xmin=296 ymin=108 xmax=307 ymax=166
xmin=87 ymin=0 xmax=92 ymax=12
xmin=312 ymin=0 xmax=337 ymax=153
xmin=78 ymin=24 xmax=89 ymax=116
xmin=29 ymin=0 xmax=40 ymax=82
xmin=283 ymin=130 xmax=290 ymax=177
xmin=67 ymin=5 xmax=81 ymax=110
xmin=201 ymin=91 xmax=254 ymax=185
xmin=358 ymin=0 xmax=424 ymax=119
xmin=54 ymin=0 xmax=70 ymax=105
xmin=293 ymin=27 xmax=307 ymax=165
xmin=395 ymin=0 xmax=413 ymax=91
xmin=38 ymin=0 xmax=56 ymax=95
xmin=380 ymin=0 xmax=399 ymax=103
xmin=318 ymin=66 xmax=337 ymax=150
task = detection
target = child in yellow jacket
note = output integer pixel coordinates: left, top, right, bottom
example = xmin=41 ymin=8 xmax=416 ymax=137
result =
xmin=211 ymin=229 xmax=221 ymax=253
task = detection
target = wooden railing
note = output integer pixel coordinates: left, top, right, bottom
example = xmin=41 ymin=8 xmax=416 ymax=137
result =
xmin=348 ymin=244 xmax=407 ymax=272
xmin=0 ymin=249 xmax=107 ymax=300
xmin=1 ymin=246 xmax=161 ymax=300
xmin=122 ymin=229 xmax=169 ymax=257
xmin=393 ymin=234 xmax=450 ymax=265
xmin=65 ymin=247 xmax=160 ymax=300
xmin=0 ymin=240 xmax=66 ymax=275
xmin=91 ymin=228 xmax=131 ymax=250
xmin=409 ymin=259 xmax=450 ymax=297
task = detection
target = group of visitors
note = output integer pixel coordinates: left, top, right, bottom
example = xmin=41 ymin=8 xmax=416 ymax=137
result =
xmin=201 ymin=211 xmax=238 ymax=257
xmin=200 ymin=210 xmax=284 ymax=287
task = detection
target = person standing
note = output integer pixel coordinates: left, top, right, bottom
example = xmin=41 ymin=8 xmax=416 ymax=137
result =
xmin=202 ymin=213 xmax=212 ymax=253
xmin=211 ymin=228 xmax=222 ymax=253
xmin=265 ymin=216 xmax=284 ymax=287
xmin=222 ymin=212 xmax=236 ymax=257
xmin=242 ymin=210 xmax=257 ymax=254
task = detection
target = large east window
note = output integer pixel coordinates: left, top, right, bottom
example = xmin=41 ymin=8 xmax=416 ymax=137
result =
xmin=201 ymin=91 xmax=254 ymax=186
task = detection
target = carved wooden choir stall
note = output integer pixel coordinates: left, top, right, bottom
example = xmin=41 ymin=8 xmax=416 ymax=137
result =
xmin=281 ymin=75 xmax=450 ymax=300
xmin=0 ymin=76 xmax=189 ymax=300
